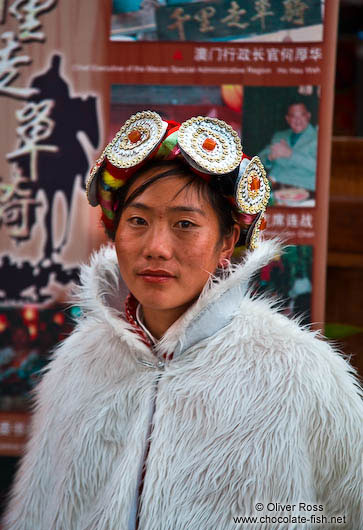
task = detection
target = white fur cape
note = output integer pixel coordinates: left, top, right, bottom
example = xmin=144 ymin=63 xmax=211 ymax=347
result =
xmin=3 ymin=240 xmax=362 ymax=530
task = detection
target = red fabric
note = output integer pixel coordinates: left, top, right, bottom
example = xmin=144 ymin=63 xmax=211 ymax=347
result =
xmin=165 ymin=119 xmax=180 ymax=131
xmin=124 ymin=294 xmax=174 ymax=362
xmin=105 ymin=157 xmax=145 ymax=182
xmin=124 ymin=293 xmax=153 ymax=349
xmin=104 ymin=159 xmax=126 ymax=180
xmin=100 ymin=213 xmax=114 ymax=229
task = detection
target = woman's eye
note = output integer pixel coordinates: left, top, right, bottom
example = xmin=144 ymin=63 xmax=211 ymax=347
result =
xmin=176 ymin=220 xmax=195 ymax=229
xmin=129 ymin=217 xmax=147 ymax=226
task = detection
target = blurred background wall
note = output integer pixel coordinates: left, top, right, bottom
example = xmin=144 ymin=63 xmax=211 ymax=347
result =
xmin=326 ymin=0 xmax=363 ymax=377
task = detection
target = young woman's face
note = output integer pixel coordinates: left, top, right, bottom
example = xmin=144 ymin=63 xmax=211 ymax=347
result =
xmin=115 ymin=167 xmax=239 ymax=318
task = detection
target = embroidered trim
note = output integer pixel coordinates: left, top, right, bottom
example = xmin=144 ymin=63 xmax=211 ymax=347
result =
xmin=124 ymin=294 xmax=173 ymax=361
xmin=125 ymin=294 xmax=154 ymax=350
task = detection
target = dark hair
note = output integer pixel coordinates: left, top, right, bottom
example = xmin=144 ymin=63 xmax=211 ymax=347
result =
xmin=106 ymin=160 xmax=237 ymax=243
xmin=287 ymin=101 xmax=310 ymax=113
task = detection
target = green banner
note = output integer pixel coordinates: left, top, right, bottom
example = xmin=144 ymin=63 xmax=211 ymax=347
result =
xmin=156 ymin=0 xmax=322 ymax=41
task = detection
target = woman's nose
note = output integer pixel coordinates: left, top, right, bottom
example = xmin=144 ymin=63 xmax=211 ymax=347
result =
xmin=142 ymin=224 xmax=173 ymax=260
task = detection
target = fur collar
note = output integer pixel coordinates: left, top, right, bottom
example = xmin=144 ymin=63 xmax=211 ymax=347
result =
xmin=75 ymin=239 xmax=282 ymax=360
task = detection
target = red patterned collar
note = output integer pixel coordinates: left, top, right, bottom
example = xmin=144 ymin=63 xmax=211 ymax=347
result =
xmin=124 ymin=293 xmax=173 ymax=361
xmin=125 ymin=293 xmax=153 ymax=349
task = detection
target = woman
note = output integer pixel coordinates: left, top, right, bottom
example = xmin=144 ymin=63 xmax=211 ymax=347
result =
xmin=3 ymin=112 xmax=362 ymax=529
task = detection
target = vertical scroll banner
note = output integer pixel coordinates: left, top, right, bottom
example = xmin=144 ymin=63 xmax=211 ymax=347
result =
xmin=0 ymin=0 xmax=102 ymax=307
xmin=0 ymin=0 xmax=105 ymax=450
xmin=0 ymin=53 xmax=99 ymax=305
xmin=156 ymin=0 xmax=322 ymax=42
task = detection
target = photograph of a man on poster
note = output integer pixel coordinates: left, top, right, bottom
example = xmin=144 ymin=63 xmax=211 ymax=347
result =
xmin=242 ymin=86 xmax=319 ymax=207
xmin=258 ymin=101 xmax=317 ymax=200
xmin=110 ymin=0 xmax=324 ymax=42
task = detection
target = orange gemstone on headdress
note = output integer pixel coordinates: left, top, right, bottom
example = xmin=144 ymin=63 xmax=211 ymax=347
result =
xmin=251 ymin=175 xmax=260 ymax=191
xmin=128 ymin=129 xmax=141 ymax=143
xmin=202 ymin=137 xmax=217 ymax=151
xmin=260 ymin=217 xmax=267 ymax=231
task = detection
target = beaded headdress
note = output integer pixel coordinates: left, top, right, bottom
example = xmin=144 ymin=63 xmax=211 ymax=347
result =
xmin=86 ymin=110 xmax=270 ymax=250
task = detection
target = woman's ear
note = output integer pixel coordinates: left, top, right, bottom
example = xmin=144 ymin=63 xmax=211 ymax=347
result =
xmin=219 ymin=224 xmax=240 ymax=262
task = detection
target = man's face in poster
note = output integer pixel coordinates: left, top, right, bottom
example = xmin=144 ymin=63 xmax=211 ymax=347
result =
xmin=285 ymin=103 xmax=311 ymax=134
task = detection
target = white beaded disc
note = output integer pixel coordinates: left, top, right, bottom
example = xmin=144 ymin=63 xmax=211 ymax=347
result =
xmin=235 ymin=156 xmax=270 ymax=214
xmin=247 ymin=212 xmax=266 ymax=250
xmin=86 ymin=147 xmax=107 ymax=206
xmin=178 ymin=116 xmax=242 ymax=175
xmin=106 ymin=111 xmax=168 ymax=169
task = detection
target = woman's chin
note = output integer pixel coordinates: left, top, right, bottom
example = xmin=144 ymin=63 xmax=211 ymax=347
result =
xmin=139 ymin=298 xmax=179 ymax=312
xmin=137 ymin=292 xmax=193 ymax=314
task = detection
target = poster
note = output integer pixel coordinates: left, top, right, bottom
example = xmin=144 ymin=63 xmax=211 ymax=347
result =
xmin=111 ymin=0 xmax=324 ymax=42
xmin=0 ymin=0 xmax=339 ymax=453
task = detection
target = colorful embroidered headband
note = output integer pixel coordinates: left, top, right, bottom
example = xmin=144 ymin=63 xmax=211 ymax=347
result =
xmin=86 ymin=110 xmax=270 ymax=250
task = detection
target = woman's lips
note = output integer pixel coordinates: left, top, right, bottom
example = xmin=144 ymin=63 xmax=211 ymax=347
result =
xmin=137 ymin=270 xmax=176 ymax=284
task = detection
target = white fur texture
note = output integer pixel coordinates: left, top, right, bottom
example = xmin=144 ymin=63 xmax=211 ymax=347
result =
xmin=3 ymin=242 xmax=362 ymax=530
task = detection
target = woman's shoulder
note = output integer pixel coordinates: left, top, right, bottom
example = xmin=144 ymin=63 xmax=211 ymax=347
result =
xmin=49 ymin=316 xmax=113 ymax=364
xmin=233 ymin=295 xmax=361 ymax=397
xmin=37 ymin=316 xmax=135 ymax=394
